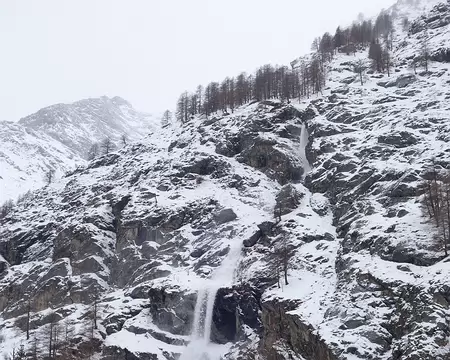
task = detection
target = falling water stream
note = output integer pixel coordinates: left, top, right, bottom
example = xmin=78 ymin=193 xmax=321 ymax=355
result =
xmin=180 ymin=123 xmax=310 ymax=359
xmin=299 ymin=123 xmax=311 ymax=177
xmin=180 ymin=243 xmax=242 ymax=360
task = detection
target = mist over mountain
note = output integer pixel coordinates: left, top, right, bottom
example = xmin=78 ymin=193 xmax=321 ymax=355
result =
xmin=0 ymin=96 xmax=156 ymax=202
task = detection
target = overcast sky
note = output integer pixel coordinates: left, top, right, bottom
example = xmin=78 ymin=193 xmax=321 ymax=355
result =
xmin=1 ymin=0 xmax=397 ymax=121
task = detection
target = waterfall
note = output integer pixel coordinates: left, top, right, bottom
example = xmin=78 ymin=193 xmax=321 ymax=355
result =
xmin=180 ymin=284 xmax=221 ymax=360
xmin=180 ymin=243 xmax=242 ymax=360
xmin=299 ymin=123 xmax=312 ymax=177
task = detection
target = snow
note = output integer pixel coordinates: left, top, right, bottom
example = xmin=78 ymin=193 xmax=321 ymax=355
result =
xmin=0 ymin=96 xmax=159 ymax=203
xmin=2 ymin=0 xmax=450 ymax=359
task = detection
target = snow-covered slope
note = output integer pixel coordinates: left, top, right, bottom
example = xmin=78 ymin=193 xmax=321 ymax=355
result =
xmin=1 ymin=0 xmax=450 ymax=360
xmin=0 ymin=96 xmax=156 ymax=202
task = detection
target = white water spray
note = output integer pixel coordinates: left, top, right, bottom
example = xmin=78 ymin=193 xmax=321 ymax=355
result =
xmin=299 ymin=123 xmax=312 ymax=177
xmin=180 ymin=243 xmax=242 ymax=360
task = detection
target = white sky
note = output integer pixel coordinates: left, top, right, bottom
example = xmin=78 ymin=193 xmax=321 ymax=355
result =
xmin=1 ymin=0 xmax=397 ymax=121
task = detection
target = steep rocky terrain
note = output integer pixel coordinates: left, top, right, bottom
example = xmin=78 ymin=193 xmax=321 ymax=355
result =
xmin=1 ymin=0 xmax=450 ymax=359
xmin=0 ymin=96 xmax=155 ymax=202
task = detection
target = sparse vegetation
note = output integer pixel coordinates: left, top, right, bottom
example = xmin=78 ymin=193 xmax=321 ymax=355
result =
xmin=420 ymin=163 xmax=450 ymax=257
xmin=175 ymin=9 xmax=401 ymax=122
xmin=101 ymin=137 xmax=114 ymax=155
xmin=0 ymin=199 xmax=14 ymax=219
xmin=87 ymin=143 xmax=100 ymax=160
xmin=44 ymin=169 xmax=56 ymax=185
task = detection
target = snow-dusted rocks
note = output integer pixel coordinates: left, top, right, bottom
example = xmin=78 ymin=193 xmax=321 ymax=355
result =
xmin=409 ymin=0 xmax=450 ymax=34
xmin=1 ymin=0 xmax=450 ymax=359
xmin=0 ymin=96 xmax=156 ymax=203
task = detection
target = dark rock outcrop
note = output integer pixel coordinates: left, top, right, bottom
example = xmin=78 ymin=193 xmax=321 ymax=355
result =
xmin=211 ymin=285 xmax=262 ymax=344
xmin=259 ymin=299 xmax=338 ymax=360
xmin=378 ymin=131 xmax=418 ymax=148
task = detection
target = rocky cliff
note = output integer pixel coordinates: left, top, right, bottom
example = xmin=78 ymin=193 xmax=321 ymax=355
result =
xmin=1 ymin=0 xmax=450 ymax=359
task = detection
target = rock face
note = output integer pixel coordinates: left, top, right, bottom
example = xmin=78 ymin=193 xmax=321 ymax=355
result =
xmin=259 ymin=299 xmax=338 ymax=360
xmin=409 ymin=1 xmax=450 ymax=34
xmin=274 ymin=185 xmax=304 ymax=216
xmin=378 ymin=131 xmax=418 ymax=148
xmin=211 ymin=286 xmax=261 ymax=344
xmin=2 ymin=1 xmax=450 ymax=360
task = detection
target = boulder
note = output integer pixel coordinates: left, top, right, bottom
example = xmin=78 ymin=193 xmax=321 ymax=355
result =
xmin=243 ymin=230 xmax=262 ymax=247
xmin=257 ymin=222 xmax=275 ymax=236
xmin=214 ymin=208 xmax=237 ymax=225
xmin=396 ymin=74 xmax=416 ymax=88
xmin=431 ymin=47 xmax=450 ymax=63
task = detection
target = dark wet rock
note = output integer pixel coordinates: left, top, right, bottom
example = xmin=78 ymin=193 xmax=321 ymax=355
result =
xmin=211 ymin=285 xmax=262 ymax=344
xmin=373 ymin=96 xmax=407 ymax=104
xmin=148 ymin=287 xmax=197 ymax=335
xmin=157 ymin=183 xmax=170 ymax=191
xmin=386 ymin=225 xmax=396 ymax=233
xmin=397 ymin=264 xmax=412 ymax=272
xmin=73 ymin=257 xmax=105 ymax=277
xmin=258 ymin=222 xmax=275 ymax=237
xmin=128 ymin=284 xmax=152 ymax=299
xmin=390 ymin=245 xmax=441 ymax=266
xmin=325 ymin=109 xmax=365 ymax=124
xmin=274 ymin=185 xmax=304 ymax=216
xmin=237 ymin=137 xmax=303 ymax=185
xmin=260 ymin=299 xmax=338 ymax=360
xmin=243 ymin=230 xmax=262 ymax=247
xmin=277 ymin=124 xmax=302 ymax=139
xmin=397 ymin=74 xmax=417 ymax=88
xmin=214 ymin=208 xmax=237 ymax=225
xmin=360 ymin=330 xmax=392 ymax=351
xmin=179 ymin=154 xmax=231 ymax=178
xmin=389 ymin=183 xmax=417 ymax=198
xmin=397 ymin=209 xmax=409 ymax=217
xmin=378 ymin=74 xmax=417 ymax=88
xmin=126 ymin=324 xmax=187 ymax=346
xmin=302 ymin=233 xmax=334 ymax=243
xmin=101 ymin=346 xmax=159 ymax=360
xmin=431 ymin=47 xmax=450 ymax=63
xmin=410 ymin=2 xmax=450 ymax=35
xmin=341 ymin=76 xmax=357 ymax=84
xmin=141 ymin=241 xmax=158 ymax=258
xmin=103 ymin=313 xmax=129 ymax=335
xmin=339 ymin=318 xmax=366 ymax=330
xmin=190 ymin=247 xmax=207 ymax=258
xmin=310 ymin=123 xmax=355 ymax=138
xmin=52 ymin=225 xmax=104 ymax=263
xmin=0 ymin=257 xmax=8 ymax=278
xmin=331 ymin=86 xmax=350 ymax=95
xmin=378 ymin=131 xmax=418 ymax=148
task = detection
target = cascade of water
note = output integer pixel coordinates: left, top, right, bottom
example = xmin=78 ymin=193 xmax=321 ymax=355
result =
xmin=203 ymin=285 xmax=220 ymax=344
xmin=180 ymin=243 xmax=242 ymax=360
xmin=299 ymin=123 xmax=312 ymax=176
xmin=191 ymin=288 xmax=207 ymax=338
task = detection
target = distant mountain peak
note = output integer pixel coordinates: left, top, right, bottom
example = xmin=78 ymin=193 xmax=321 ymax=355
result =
xmin=0 ymin=96 xmax=157 ymax=202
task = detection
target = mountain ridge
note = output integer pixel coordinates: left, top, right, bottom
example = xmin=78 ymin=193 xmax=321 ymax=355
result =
xmin=0 ymin=96 xmax=157 ymax=203
xmin=1 ymin=0 xmax=450 ymax=359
